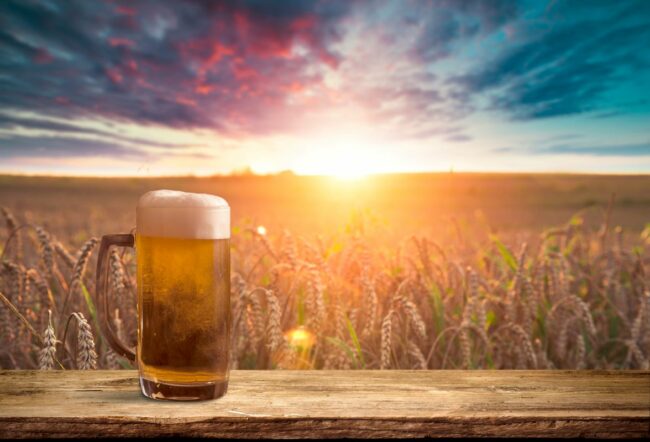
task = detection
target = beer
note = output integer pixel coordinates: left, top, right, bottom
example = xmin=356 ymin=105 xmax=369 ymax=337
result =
xmin=135 ymin=190 xmax=230 ymax=400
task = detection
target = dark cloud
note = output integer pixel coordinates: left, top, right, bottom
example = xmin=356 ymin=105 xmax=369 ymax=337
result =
xmin=0 ymin=0 xmax=351 ymax=134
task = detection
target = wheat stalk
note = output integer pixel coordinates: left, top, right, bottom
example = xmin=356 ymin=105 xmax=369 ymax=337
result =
xmin=0 ymin=290 xmax=43 ymax=345
xmin=575 ymin=332 xmax=586 ymax=369
xmin=626 ymin=340 xmax=649 ymax=369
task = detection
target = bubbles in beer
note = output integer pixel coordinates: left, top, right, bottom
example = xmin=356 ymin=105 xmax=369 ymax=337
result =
xmin=137 ymin=234 xmax=231 ymax=385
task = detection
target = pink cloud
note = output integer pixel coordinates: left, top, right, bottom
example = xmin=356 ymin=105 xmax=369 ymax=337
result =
xmin=108 ymin=38 xmax=135 ymax=48
xmin=105 ymin=67 xmax=123 ymax=84
xmin=115 ymin=5 xmax=136 ymax=16
xmin=33 ymin=48 xmax=53 ymax=64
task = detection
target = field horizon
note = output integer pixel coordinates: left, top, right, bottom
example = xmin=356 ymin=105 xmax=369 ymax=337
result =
xmin=1 ymin=172 xmax=648 ymax=247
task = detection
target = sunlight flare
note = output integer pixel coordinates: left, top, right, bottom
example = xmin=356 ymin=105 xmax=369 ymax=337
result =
xmin=292 ymin=131 xmax=394 ymax=178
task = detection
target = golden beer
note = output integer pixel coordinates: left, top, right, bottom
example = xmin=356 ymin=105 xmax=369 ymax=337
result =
xmin=98 ymin=189 xmax=231 ymax=401
xmin=136 ymin=235 xmax=230 ymax=396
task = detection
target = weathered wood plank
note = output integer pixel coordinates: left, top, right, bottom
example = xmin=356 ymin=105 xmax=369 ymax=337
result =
xmin=0 ymin=370 xmax=648 ymax=438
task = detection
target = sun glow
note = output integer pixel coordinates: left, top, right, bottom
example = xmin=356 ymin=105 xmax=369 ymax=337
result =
xmin=292 ymin=131 xmax=394 ymax=179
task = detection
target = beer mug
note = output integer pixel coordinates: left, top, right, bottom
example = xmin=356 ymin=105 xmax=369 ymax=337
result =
xmin=95 ymin=190 xmax=231 ymax=401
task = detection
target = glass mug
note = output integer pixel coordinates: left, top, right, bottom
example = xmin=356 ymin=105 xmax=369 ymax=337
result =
xmin=96 ymin=190 xmax=231 ymax=401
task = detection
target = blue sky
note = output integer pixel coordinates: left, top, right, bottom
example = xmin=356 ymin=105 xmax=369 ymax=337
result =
xmin=0 ymin=0 xmax=649 ymax=175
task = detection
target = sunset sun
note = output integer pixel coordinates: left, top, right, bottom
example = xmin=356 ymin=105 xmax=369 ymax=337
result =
xmin=292 ymin=131 xmax=394 ymax=178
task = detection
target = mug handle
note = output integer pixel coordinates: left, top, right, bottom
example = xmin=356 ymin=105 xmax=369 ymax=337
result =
xmin=96 ymin=234 xmax=136 ymax=362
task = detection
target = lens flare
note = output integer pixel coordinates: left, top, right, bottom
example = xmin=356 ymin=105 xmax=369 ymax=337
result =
xmin=285 ymin=326 xmax=315 ymax=350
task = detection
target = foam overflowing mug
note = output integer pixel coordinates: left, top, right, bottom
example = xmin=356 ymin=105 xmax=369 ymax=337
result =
xmin=96 ymin=190 xmax=231 ymax=401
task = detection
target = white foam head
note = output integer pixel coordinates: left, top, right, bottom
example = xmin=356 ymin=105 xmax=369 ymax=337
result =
xmin=136 ymin=190 xmax=230 ymax=239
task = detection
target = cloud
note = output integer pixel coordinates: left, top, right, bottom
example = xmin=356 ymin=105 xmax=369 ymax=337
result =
xmin=411 ymin=0 xmax=518 ymax=62
xmin=0 ymin=133 xmax=214 ymax=160
xmin=0 ymin=135 xmax=148 ymax=159
xmin=496 ymin=143 xmax=650 ymax=157
xmin=453 ymin=1 xmax=650 ymax=119
xmin=0 ymin=0 xmax=649 ymax=168
xmin=0 ymin=0 xmax=351 ymax=135
xmin=446 ymin=134 xmax=472 ymax=143
xmin=0 ymin=113 xmax=201 ymax=149
xmin=0 ymin=0 xmax=521 ymax=143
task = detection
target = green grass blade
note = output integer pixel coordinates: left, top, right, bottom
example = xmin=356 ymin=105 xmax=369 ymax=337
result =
xmin=490 ymin=234 xmax=517 ymax=271
xmin=325 ymin=336 xmax=358 ymax=368
xmin=429 ymin=283 xmax=445 ymax=335
xmin=345 ymin=315 xmax=365 ymax=368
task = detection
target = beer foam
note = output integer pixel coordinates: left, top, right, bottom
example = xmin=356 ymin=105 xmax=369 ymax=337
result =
xmin=137 ymin=190 xmax=230 ymax=239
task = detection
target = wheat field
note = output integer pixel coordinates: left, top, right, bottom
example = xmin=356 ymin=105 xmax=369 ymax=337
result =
xmin=1 ymin=179 xmax=648 ymax=371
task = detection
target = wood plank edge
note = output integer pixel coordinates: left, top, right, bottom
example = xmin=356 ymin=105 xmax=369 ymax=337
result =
xmin=1 ymin=416 xmax=648 ymax=439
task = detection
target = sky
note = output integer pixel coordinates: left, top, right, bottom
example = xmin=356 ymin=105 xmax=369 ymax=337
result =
xmin=0 ymin=0 xmax=649 ymax=176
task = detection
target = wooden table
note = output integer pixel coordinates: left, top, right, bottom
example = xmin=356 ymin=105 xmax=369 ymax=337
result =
xmin=0 ymin=370 xmax=648 ymax=438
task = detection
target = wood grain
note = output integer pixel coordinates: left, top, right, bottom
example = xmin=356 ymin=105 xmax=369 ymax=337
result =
xmin=0 ymin=370 xmax=648 ymax=438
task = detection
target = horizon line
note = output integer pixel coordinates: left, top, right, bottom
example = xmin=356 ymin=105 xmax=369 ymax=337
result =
xmin=1 ymin=170 xmax=649 ymax=179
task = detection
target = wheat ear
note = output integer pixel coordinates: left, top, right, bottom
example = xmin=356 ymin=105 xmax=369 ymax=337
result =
xmin=361 ymin=272 xmax=378 ymax=338
xmin=305 ymin=264 xmax=325 ymax=334
xmin=73 ymin=312 xmax=97 ymax=369
xmin=69 ymin=238 xmax=99 ymax=296
xmin=265 ymin=289 xmax=283 ymax=352
xmin=459 ymin=326 xmax=472 ymax=369
xmin=407 ymin=341 xmax=427 ymax=369
xmin=507 ymin=323 xmax=537 ymax=369
xmin=35 ymin=227 xmax=53 ymax=280
xmin=380 ymin=309 xmax=394 ymax=369
xmin=399 ymin=297 xmax=426 ymax=340
xmin=1 ymin=206 xmax=22 ymax=260
xmin=53 ymin=241 xmax=76 ymax=269
xmin=245 ymin=288 xmax=264 ymax=346
xmin=109 ymin=249 xmax=126 ymax=298
xmin=39 ymin=310 xmax=57 ymax=370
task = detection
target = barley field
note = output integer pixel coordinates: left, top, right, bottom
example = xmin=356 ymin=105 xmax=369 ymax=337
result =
xmin=1 ymin=173 xmax=649 ymax=370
